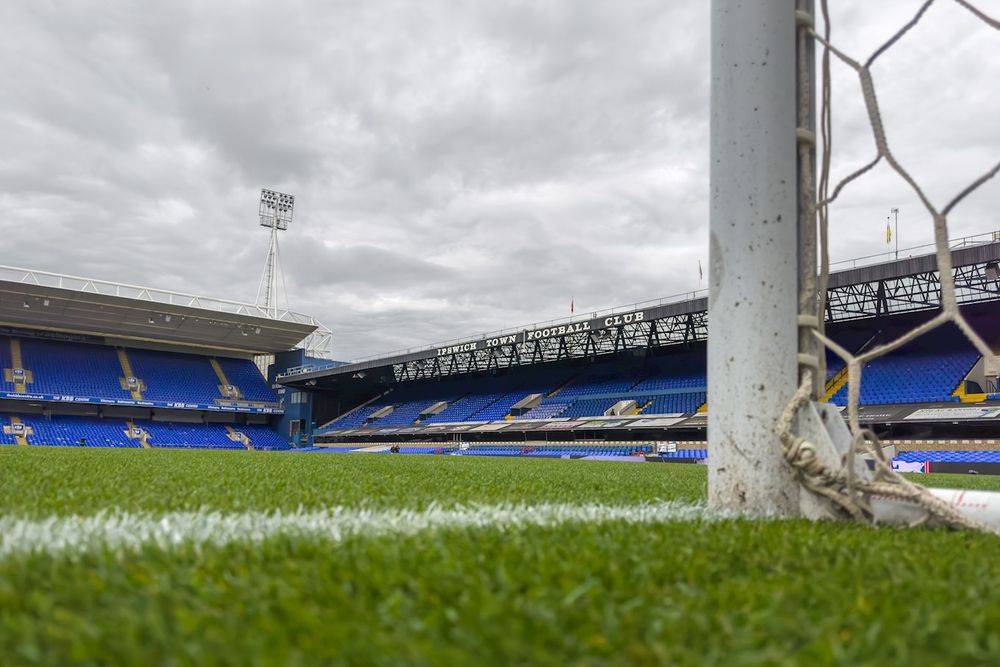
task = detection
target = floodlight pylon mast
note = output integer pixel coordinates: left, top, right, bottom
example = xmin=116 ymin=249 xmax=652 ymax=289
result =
xmin=255 ymin=189 xmax=295 ymax=319
xmin=256 ymin=223 xmax=279 ymax=318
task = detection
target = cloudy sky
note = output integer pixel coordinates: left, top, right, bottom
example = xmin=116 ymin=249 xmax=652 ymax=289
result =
xmin=2 ymin=1 xmax=997 ymax=359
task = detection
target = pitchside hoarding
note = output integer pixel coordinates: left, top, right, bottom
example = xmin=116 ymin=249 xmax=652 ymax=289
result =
xmin=0 ymin=391 xmax=281 ymax=414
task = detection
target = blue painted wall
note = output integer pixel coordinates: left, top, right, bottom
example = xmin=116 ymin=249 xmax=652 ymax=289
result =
xmin=269 ymin=349 xmax=315 ymax=448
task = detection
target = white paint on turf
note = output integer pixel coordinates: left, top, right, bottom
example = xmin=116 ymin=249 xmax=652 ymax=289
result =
xmin=0 ymin=502 xmax=736 ymax=558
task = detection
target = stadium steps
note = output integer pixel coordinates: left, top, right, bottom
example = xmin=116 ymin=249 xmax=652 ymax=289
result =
xmin=116 ymin=349 xmax=146 ymax=400
xmin=5 ymin=416 xmax=31 ymax=445
xmin=210 ymin=358 xmax=242 ymax=400
xmin=5 ymin=339 xmax=33 ymax=393
xmin=822 ymin=365 xmax=850 ymax=403
xmin=125 ymin=420 xmax=152 ymax=448
xmin=225 ymin=425 xmax=254 ymax=450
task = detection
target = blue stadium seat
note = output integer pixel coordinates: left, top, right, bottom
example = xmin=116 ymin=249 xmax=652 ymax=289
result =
xmin=518 ymin=402 xmax=571 ymax=420
xmin=3 ymin=413 xmax=289 ymax=451
xmin=215 ymin=357 xmax=278 ymax=403
xmin=0 ymin=337 xmax=276 ymax=407
xmin=20 ymin=415 xmax=138 ymax=448
xmin=128 ymin=349 xmax=225 ymax=403
xmin=557 ymin=374 xmax=636 ymax=398
xmin=830 ymin=340 xmax=978 ymax=407
xmin=18 ymin=338 xmax=128 ymax=400
xmin=896 ymin=450 xmax=1000 ymax=464
xmin=0 ymin=339 xmax=13 ymax=393
xmin=422 ymin=392 xmax=507 ymax=424
xmin=634 ymin=392 xmax=706 ymax=415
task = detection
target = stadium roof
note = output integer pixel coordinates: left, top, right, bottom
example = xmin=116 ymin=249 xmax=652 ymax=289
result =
xmin=0 ymin=265 xmax=318 ymax=356
xmin=282 ymin=231 xmax=1000 ymax=385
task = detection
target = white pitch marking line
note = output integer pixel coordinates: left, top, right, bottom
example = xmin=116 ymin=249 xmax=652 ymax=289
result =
xmin=0 ymin=502 xmax=738 ymax=559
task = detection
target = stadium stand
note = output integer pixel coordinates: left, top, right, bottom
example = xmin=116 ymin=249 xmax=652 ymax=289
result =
xmin=829 ymin=326 xmax=979 ymax=406
xmin=0 ymin=415 xmax=21 ymax=445
xmin=555 ymin=372 xmax=636 ymax=398
xmin=327 ymin=402 xmax=386 ymax=429
xmin=237 ymin=424 xmax=291 ymax=450
xmin=376 ymin=399 xmax=454 ymax=427
xmin=896 ymin=450 xmax=1000 ymax=464
xmin=0 ymin=340 xmax=10 ymax=367
xmin=297 ymin=440 xmax=1000 ymax=469
xmin=301 ymin=442 xmax=1000 ymax=469
xmin=0 ymin=337 xmax=278 ymax=406
xmin=517 ymin=402 xmax=572 ymax=420
xmin=297 ymin=443 xmax=660 ymax=458
xmin=140 ymin=422 xmax=241 ymax=450
xmin=318 ymin=317 xmax=996 ymax=435
xmin=420 ymin=374 xmax=560 ymax=424
xmin=128 ymin=348 xmax=231 ymax=403
xmin=469 ymin=384 xmax=552 ymax=421
xmin=319 ymin=353 xmax=714 ymax=430
xmin=0 ymin=266 xmax=322 ymax=450
xmin=1 ymin=413 xmax=290 ymax=450
xmin=633 ymin=392 xmax=707 ymax=415
xmin=215 ymin=357 xmax=276 ymax=403
xmin=25 ymin=415 xmax=143 ymax=448
xmin=456 ymin=443 xmax=653 ymax=458
xmin=0 ymin=338 xmax=287 ymax=449
xmin=421 ymin=391 xmax=504 ymax=424
xmin=17 ymin=337 xmax=127 ymax=399
xmin=558 ymin=398 xmax=622 ymax=419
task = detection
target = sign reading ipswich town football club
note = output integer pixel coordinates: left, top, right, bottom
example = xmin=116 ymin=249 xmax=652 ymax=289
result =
xmin=435 ymin=309 xmax=649 ymax=357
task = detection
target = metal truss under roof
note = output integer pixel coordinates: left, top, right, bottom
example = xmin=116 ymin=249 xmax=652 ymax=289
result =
xmin=282 ymin=236 xmax=1000 ymax=385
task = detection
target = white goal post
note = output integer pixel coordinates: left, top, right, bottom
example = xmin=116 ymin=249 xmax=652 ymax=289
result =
xmin=707 ymin=0 xmax=805 ymax=516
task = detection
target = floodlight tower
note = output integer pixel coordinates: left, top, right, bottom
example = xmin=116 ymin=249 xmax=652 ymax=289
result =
xmin=255 ymin=189 xmax=295 ymax=319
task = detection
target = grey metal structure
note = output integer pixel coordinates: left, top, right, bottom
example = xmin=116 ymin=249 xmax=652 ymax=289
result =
xmin=256 ymin=188 xmax=295 ymax=320
xmin=0 ymin=265 xmax=318 ymax=355
xmin=0 ymin=262 xmax=338 ymax=360
xmin=825 ymin=243 xmax=1000 ymax=321
xmin=258 ymin=189 xmax=295 ymax=231
xmin=281 ymin=239 xmax=1000 ymax=387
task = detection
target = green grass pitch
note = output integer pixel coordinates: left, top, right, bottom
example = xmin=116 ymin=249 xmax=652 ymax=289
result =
xmin=1 ymin=448 xmax=999 ymax=666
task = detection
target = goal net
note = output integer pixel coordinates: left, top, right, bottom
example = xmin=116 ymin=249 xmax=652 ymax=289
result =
xmin=708 ymin=0 xmax=1000 ymax=531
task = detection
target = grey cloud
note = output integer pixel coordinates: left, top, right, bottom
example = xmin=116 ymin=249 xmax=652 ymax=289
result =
xmin=285 ymin=239 xmax=455 ymax=291
xmin=1 ymin=0 xmax=997 ymax=359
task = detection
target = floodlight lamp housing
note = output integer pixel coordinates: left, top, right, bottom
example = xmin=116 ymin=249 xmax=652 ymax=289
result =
xmin=259 ymin=189 xmax=295 ymax=230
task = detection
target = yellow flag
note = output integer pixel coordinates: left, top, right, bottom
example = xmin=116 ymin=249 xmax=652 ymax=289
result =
xmin=886 ymin=222 xmax=892 ymax=244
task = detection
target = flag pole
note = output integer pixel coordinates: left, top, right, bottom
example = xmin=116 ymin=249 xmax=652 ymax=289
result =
xmin=891 ymin=207 xmax=899 ymax=259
